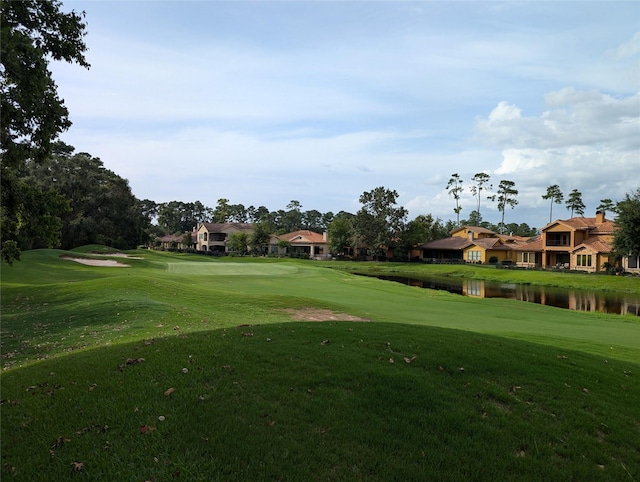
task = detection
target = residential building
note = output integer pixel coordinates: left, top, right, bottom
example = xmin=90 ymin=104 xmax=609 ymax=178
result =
xmin=196 ymin=223 xmax=254 ymax=254
xmin=269 ymin=230 xmax=330 ymax=259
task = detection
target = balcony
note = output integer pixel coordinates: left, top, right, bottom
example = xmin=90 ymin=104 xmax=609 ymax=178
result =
xmin=546 ymin=240 xmax=570 ymax=247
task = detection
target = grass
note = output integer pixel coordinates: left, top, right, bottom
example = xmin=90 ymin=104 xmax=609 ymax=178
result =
xmin=1 ymin=249 xmax=639 ymax=480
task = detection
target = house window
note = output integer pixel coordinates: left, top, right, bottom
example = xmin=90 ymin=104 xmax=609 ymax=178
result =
xmin=629 ymin=256 xmax=638 ymax=269
xmin=577 ymin=254 xmax=592 ymax=267
xmin=468 ymin=251 xmax=481 ymax=262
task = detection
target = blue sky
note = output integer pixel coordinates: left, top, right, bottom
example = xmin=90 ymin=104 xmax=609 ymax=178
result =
xmin=53 ymin=1 xmax=639 ymax=230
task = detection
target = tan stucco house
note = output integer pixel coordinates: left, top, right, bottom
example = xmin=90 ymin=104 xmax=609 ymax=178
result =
xmin=269 ymin=230 xmax=330 ymax=259
xmin=196 ymin=222 xmax=254 ymax=254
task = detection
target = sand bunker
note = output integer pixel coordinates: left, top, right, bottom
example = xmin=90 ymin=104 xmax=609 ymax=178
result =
xmin=61 ymin=257 xmax=130 ymax=267
xmin=283 ymin=308 xmax=370 ymax=322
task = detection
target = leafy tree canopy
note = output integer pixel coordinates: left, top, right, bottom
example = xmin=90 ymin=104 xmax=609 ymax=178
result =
xmin=613 ymin=189 xmax=640 ymax=257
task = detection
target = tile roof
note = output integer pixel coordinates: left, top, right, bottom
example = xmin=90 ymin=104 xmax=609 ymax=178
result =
xmin=542 ymin=216 xmax=613 ymax=232
xmin=572 ymin=238 xmax=612 ymax=254
xmin=451 ymin=225 xmax=497 ymax=236
xmin=421 ymin=237 xmax=473 ymax=250
xmin=200 ymin=222 xmax=254 ymax=232
xmin=278 ymin=230 xmax=327 ymax=243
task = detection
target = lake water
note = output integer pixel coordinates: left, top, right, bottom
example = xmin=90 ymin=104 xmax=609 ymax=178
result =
xmin=358 ymin=274 xmax=640 ymax=317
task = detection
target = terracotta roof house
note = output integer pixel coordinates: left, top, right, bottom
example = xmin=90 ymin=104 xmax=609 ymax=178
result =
xmin=158 ymin=231 xmax=197 ymax=250
xmin=196 ymin=222 xmax=254 ymax=254
xmin=538 ymin=211 xmax=614 ymax=272
xmin=420 ymin=225 xmax=526 ymax=264
xmin=269 ymin=230 xmax=330 ymax=259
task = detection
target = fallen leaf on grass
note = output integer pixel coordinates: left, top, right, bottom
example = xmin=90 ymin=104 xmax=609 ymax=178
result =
xmin=268 ymin=420 xmax=276 ymax=426
xmin=582 ymin=387 xmax=590 ymax=393
xmin=164 ymin=387 xmax=175 ymax=396
xmin=88 ymin=383 xmax=97 ymax=391
xmin=71 ymin=461 xmax=84 ymax=471
xmin=126 ymin=358 xmax=145 ymax=365
xmin=241 ymin=331 xmax=253 ymax=337
xmin=389 ymin=357 xmax=395 ymax=364
xmin=139 ymin=425 xmax=155 ymax=434
xmin=403 ymin=356 xmax=416 ymax=364
xmin=321 ymin=339 xmax=330 ymax=345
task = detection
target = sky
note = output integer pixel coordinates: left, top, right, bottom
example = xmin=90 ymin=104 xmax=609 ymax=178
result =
xmin=52 ymin=1 xmax=639 ymax=230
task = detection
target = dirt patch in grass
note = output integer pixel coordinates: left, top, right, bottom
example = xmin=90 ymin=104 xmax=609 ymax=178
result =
xmin=283 ymin=308 xmax=371 ymax=322
xmin=61 ymin=257 xmax=130 ymax=267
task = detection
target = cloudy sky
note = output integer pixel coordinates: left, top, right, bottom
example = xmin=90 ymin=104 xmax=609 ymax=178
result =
xmin=53 ymin=1 xmax=639 ymax=230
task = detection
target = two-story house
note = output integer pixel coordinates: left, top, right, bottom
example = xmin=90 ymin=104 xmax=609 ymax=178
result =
xmin=196 ymin=223 xmax=254 ymax=254
xmin=538 ymin=211 xmax=614 ymax=272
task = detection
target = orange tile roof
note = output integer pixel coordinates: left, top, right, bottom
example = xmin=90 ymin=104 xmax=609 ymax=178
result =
xmin=279 ymin=230 xmax=326 ymax=243
xmin=572 ymin=238 xmax=612 ymax=254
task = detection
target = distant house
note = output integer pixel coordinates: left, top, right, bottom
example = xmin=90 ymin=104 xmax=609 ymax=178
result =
xmin=158 ymin=231 xmax=197 ymax=250
xmin=269 ymin=230 xmax=330 ymax=259
xmin=196 ymin=223 xmax=254 ymax=254
xmin=420 ymin=226 xmax=526 ymax=264
xmin=538 ymin=211 xmax=614 ymax=272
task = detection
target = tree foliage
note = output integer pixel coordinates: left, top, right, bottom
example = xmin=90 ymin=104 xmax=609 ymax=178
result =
xmin=542 ymin=184 xmax=563 ymax=224
xmin=613 ymin=189 xmax=640 ymax=257
xmin=446 ymin=173 xmax=463 ymax=227
xmin=23 ymin=146 xmax=148 ymax=250
xmin=1 ymin=0 xmax=90 ymax=263
xmin=566 ymin=189 xmax=586 ymax=217
xmin=352 ymin=187 xmax=407 ymax=259
xmin=489 ymin=180 xmax=519 ymax=234
xmin=469 ymin=173 xmax=491 ymax=226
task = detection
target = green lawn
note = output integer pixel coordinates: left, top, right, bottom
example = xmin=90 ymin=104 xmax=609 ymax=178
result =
xmin=1 ymin=249 xmax=639 ymax=480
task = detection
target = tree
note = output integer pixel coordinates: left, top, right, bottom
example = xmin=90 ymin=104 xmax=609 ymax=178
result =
xmin=1 ymin=0 xmax=90 ymax=263
xmin=23 ymin=146 xmax=147 ymax=250
xmin=597 ymin=198 xmax=616 ymax=217
xmin=488 ymin=180 xmax=518 ymax=234
xmin=352 ymin=187 xmax=407 ymax=260
xmin=327 ymin=213 xmax=353 ymax=257
xmin=249 ymin=222 xmax=271 ymax=255
xmin=542 ymin=184 xmax=563 ymax=224
xmin=396 ymin=214 xmax=438 ymax=261
xmin=566 ymin=189 xmax=585 ymax=217
xmin=465 ymin=210 xmax=483 ymax=227
xmin=469 ymin=173 xmax=491 ymax=226
xmin=227 ymin=231 xmax=249 ymax=254
xmin=212 ymin=198 xmax=231 ymax=223
xmin=283 ymin=200 xmax=303 ymax=232
xmin=446 ymin=173 xmax=464 ymax=227
xmin=613 ymin=189 xmax=640 ymax=258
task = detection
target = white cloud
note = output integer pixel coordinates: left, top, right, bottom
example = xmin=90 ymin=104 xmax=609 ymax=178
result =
xmin=606 ymin=31 xmax=640 ymax=59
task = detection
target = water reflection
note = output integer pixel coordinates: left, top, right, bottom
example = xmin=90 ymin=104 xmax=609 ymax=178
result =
xmin=362 ymin=274 xmax=640 ymax=316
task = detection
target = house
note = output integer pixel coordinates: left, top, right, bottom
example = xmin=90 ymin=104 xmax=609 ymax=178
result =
xmin=538 ymin=211 xmax=615 ymax=272
xmin=420 ymin=226 xmax=525 ymax=264
xmin=269 ymin=230 xmax=330 ymax=259
xmin=158 ymin=231 xmax=197 ymax=250
xmin=196 ymin=222 xmax=254 ymax=254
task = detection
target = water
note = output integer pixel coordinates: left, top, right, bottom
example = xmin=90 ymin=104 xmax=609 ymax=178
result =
xmin=358 ymin=274 xmax=640 ymax=316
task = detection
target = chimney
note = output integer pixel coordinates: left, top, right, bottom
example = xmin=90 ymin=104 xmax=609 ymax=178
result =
xmin=467 ymin=230 xmax=474 ymax=241
xmin=595 ymin=210 xmax=605 ymax=224
xmin=322 ymin=231 xmax=327 ymax=242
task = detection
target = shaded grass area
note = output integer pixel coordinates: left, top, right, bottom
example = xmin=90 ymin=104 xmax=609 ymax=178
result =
xmin=2 ymin=323 xmax=638 ymax=481
xmin=326 ymin=261 xmax=640 ymax=294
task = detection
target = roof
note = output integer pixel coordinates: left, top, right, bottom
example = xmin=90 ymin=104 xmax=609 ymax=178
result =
xmin=572 ymin=238 xmax=612 ymax=254
xmin=276 ymin=230 xmax=327 ymax=244
xmin=421 ymin=237 xmax=473 ymax=251
xmin=450 ymin=225 xmax=497 ymax=236
xmin=541 ymin=216 xmax=612 ymax=232
xmin=511 ymin=236 xmax=544 ymax=252
xmin=199 ymin=222 xmax=254 ymax=233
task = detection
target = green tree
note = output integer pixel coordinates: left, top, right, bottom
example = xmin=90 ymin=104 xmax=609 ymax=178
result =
xmin=212 ymin=198 xmax=231 ymax=223
xmin=396 ymin=214 xmax=436 ymax=261
xmin=1 ymin=0 xmax=90 ymax=263
xmin=469 ymin=173 xmax=491 ymax=226
xmin=597 ymin=198 xmax=616 ymax=217
xmin=489 ymin=180 xmax=518 ymax=234
xmin=566 ymin=189 xmax=586 ymax=217
xmin=283 ymin=200 xmax=303 ymax=232
xmin=613 ymin=189 xmax=640 ymax=258
xmin=24 ymin=147 xmax=147 ymax=250
xmin=446 ymin=173 xmax=464 ymax=227
xmin=542 ymin=184 xmax=563 ymax=224
xmin=249 ymin=222 xmax=271 ymax=255
xmin=327 ymin=213 xmax=353 ymax=257
xmin=227 ymin=231 xmax=249 ymax=254
xmin=352 ymin=187 xmax=407 ymax=260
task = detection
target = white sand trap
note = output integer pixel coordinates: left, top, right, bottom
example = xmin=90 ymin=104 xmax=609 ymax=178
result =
xmin=88 ymin=252 xmax=144 ymax=259
xmin=62 ymin=257 xmax=130 ymax=267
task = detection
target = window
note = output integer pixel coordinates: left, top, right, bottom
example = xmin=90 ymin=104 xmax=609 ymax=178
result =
xmin=576 ymin=254 xmax=592 ymax=267
xmin=629 ymin=256 xmax=638 ymax=269
xmin=468 ymin=251 xmax=481 ymax=262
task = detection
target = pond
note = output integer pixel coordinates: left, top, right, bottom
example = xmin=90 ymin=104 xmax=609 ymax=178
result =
xmin=357 ymin=274 xmax=640 ymax=317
